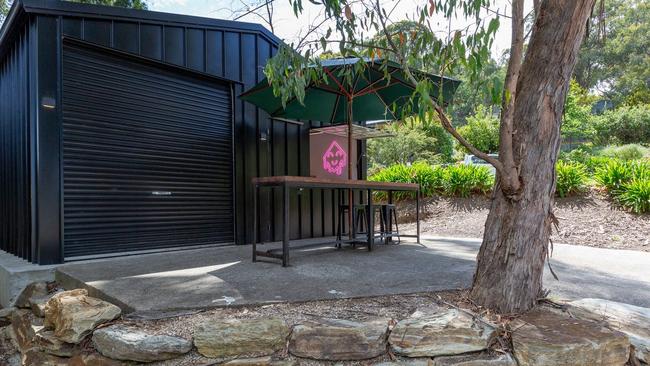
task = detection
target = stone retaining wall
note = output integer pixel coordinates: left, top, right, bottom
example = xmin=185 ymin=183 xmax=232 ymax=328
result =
xmin=1 ymin=283 xmax=647 ymax=366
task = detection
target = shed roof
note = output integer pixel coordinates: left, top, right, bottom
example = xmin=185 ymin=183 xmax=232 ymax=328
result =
xmin=1 ymin=0 xmax=281 ymax=57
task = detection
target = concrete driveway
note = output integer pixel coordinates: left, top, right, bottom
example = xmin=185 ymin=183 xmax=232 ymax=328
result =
xmin=56 ymin=237 xmax=650 ymax=313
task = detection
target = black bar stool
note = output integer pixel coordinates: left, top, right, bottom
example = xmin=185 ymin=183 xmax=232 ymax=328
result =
xmin=336 ymin=204 xmax=367 ymax=244
xmin=337 ymin=203 xmax=387 ymax=245
xmin=381 ymin=204 xmax=400 ymax=244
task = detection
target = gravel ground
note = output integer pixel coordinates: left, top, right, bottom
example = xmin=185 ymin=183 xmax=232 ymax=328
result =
xmin=399 ymin=191 xmax=650 ymax=252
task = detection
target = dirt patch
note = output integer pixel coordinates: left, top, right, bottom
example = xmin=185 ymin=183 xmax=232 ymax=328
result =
xmin=398 ymin=191 xmax=650 ymax=252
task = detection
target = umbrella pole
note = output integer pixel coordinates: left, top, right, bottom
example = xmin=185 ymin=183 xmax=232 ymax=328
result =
xmin=347 ymin=97 xmax=354 ymax=241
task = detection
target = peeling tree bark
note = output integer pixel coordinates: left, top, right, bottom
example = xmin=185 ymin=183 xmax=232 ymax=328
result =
xmin=470 ymin=0 xmax=596 ymax=313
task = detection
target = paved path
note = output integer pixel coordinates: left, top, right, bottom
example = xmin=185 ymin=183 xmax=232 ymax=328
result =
xmin=56 ymin=237 xmax=650 ymax=313
xmin=423 ymin=236 xmax=650 ymax=308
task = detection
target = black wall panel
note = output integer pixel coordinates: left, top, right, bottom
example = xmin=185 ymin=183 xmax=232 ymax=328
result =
xmin=0 ymin=23 xmax=31 ymax=261
xmin=163 ymin=26 xmax=184 ymax=66
xmin=186 ymin=28 xmax=205 ymax=72
xmin=113 ymin=21 xmax=138 ymax=53
xmin=83 ymin=19 xmax=111 ymax=46
xmin=140 ymin=24 xmax=162 ymax=60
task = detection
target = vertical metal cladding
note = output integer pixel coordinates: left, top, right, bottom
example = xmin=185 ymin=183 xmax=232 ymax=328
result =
xmin=0 ymin=23 xmax=31 ymax=261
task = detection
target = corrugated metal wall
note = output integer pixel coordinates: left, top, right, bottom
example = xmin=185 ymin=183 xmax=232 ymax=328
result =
xmin=0 ymin=23 xmax=32 ymax=261
xmin=56 ymin=14 xmax=355 ymax=245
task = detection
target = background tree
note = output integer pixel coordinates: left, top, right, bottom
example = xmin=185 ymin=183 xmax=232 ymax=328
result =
xmin=367 ymin=117 xmax=454 ymax=169
xmin=575 ymin=0 xmax=650 ymax=105
xmin=561 ymin=80 xmax=597 ymax=143
xmin=266 ymin=0 xmax=596 ymax=312
xmin=1 ymin=0 xmax=10 ymax=23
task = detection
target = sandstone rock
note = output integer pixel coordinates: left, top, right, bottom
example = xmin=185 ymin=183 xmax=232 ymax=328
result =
xmin=0 ymin=307 xmax=14 ymax=326
xmin=34 ymin=329 xmax=77 ymax=357
xmin=30 ymin=290 xmax=62 ymax=318
xmin=432 ymin=353 xmax=516 ymax=366
xmin=21 ymin=349 xmax=69 ymax=366
xmin=222 ymin=356 xmax=274 ymax=365
xmin=44 ymin=289 xmax=121 ymax=344
xmin=15 ymin=282 xmax=48 ymax=309
xmin=10 ymin=309 xmax=42 ymax=351
xmin=194 ymin=317 xmax=289 ymax=359
xmin=373 ymin=360 xmax=433 ymax=366
xmin=3 ymin=352 xmax=21 ymax=366
xmin=222 ymin=358 xmax=296 ymax=366
xmin=0 ymin=325 xmax=20 ymax=366
xmin=93 ymin=324 xmax=192 ymax=362
xmin=512 ymin=308 xmax=630 ymax=366
xmin=567 ymin=298 xmax=650 ymax=363
xmin=389 ymin=308 xmax=494 ymax=357
xmin=68 ymin=353 xmax=128 ymax=366
xmin=288 ymin=317 xmax=389 ymax=360
xmin=68 ymin=352 xmax=126 ymax=366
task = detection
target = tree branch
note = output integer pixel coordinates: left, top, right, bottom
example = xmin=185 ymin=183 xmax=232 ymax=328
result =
xmin=374 ymin=0 xmax=504 ymax=173
xmin=497 ymin=0 xmax=524 ymax=195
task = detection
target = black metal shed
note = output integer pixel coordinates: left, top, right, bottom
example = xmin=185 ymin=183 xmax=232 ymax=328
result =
xmin=0 ymin=0 xmax=362 ymax=264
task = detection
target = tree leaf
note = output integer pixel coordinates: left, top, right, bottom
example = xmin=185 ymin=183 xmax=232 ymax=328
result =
xmin=344 ymin=5 xmax=353 ymax=20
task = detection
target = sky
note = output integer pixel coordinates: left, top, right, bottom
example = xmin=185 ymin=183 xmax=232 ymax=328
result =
xmin=147 ymin=0 xmax=527 ymax=58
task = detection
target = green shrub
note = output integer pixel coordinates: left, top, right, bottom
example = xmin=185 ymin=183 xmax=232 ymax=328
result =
xmin=443 ymin=165 xmax=494 ymax=198
xmin=559 ymin=147 xmax=592 ymax=164
xmin=369 ymin=162 xmax=494 ymax=199
xmin=457 ymin=105 xmax=500 ymax=154
xmin=367 ymin=117 xmax=455 ymax=169
xmin=594 ymin=160 xmax=649 ymax=189
xmin=369 ymin=162 xmax=443 ymax=200
xmin=598 ymin=144 xmax=650 ymax=160
xmin=616 ymin=179 xmax=650 ymax=214
xmin=555 ymin=161 xmax=588 ymax=197
xmin=631 ymin=160 xmax=650 ymax=181
xmin=593 ymin=105 xmax=650 ymax=144
xmin=410 ymin=162 xmax=446 ymax=196
xmin=594 ymin=160 xmax=635 ymax=192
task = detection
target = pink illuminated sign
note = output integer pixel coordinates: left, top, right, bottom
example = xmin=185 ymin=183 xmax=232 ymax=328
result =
xmin=322 ymin=140 xmax=347 ymax=176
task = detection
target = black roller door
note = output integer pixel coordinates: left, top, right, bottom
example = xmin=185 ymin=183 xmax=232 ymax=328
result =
xmin=62 ymin=43 xmax=234 ymax=259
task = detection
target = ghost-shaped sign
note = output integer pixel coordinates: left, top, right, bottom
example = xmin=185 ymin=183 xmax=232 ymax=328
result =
xmin=322 ymin=140 xmax=347 ymax=176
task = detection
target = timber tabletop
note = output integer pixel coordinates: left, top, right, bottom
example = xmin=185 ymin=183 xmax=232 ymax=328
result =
xmin=252 ymin=176 xmax=419 ymax=191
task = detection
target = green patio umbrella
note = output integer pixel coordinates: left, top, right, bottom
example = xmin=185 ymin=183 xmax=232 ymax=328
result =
xmin=241 ymin=58 xmax=460 ymax=127
xmin=241 ymin=57 xmax=460 ymax=175
xmin=241 ymin=58 xmax=460 ymax=240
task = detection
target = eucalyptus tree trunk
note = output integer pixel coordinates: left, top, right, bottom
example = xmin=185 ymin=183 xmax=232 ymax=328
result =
xmin=470 ymin=0 xmax=596 ymax=313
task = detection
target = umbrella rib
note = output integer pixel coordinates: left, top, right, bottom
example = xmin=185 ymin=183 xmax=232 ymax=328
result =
xmin=324 ymin=67 xmax=352 ymax=98
xmin=355 ymin=67 xmax=402 ymax=96
xmin=371 ymin=89 xmax=398 ymax=121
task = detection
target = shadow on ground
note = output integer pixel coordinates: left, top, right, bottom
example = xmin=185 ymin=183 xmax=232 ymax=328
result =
xmin=56 ymin=237 xmax=650 ymax=313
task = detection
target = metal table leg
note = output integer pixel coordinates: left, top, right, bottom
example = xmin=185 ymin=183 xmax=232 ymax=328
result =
xmin=387 ymin=190 xmax=393 ymax=243
xmin=416 ymin=188 xmax=421 ymax=244
xmin=367 ymin=188 xmax=373 ymax=251
xmin=282 ymin=184 xmax=290 ymax=267
xmin=252 ymin=183 xmax=258 ymax=262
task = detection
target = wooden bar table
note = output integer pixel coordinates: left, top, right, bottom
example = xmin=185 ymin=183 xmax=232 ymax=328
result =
xmin=251 ymin=176 xmax=420 ymax=267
